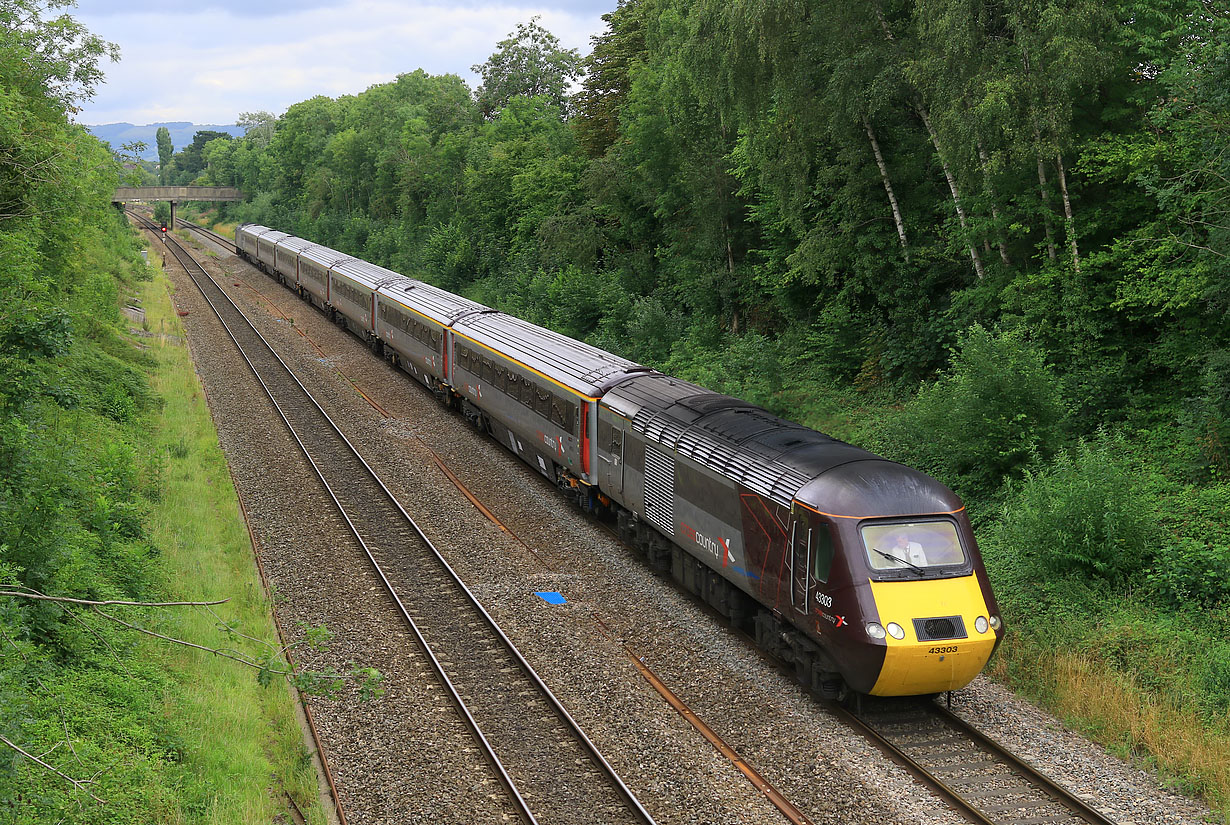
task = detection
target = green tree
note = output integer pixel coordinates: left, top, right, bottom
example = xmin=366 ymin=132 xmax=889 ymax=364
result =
xmin=169 ymin=129 xmax=233 ymax=184
xmin=472 ymin=17 xmax=584 ymax=118
xmin=574 ymin=0 xmax=649 ymax=157
xmin=238 ymin=109 xmax=276 ymax=149
xmin=201 ymin=136 xmax=236 ymax=185
xmin=155 ymin=125 xmax=172 ymax=183
xmin=0 ymin=0 xmax=117 ymax=115
xmin=862 ymin=325 xmax=1066 ymax=501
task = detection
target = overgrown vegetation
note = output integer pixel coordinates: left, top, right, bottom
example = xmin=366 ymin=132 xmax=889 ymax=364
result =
xmin=172 ymin=0 xmax=1230 ymax=811
xmin=0 ymin=3 xmax=329 ymax=819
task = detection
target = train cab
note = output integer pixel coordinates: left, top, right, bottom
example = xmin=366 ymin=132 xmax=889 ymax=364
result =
xmin=791 ymin=463 xmax=1003 ymax=696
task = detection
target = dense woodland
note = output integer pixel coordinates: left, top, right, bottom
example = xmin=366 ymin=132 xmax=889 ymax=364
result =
xmin=2 ymin=0 xmax=1228 ymax=816
xmin=192 ymin=1 xmax=1228 ymax=575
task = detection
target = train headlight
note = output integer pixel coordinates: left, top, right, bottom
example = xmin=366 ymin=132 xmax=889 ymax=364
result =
xmin=989 ymin=615 xmax=1002 ymax=630
xmin=886 ymin=622 xmax=905 ymax=640
xmin=865 ymin=622 xmax=886 ymax=640
xmin=975 ymin=616 xmax=989 ymax=634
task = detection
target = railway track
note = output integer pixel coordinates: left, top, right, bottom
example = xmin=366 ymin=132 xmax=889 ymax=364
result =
xmin=173 ymin=216 xmax=237 ymax=252
xmin=132 ymin=211 xmax=656 ymax=825
xmin=839 ymin=698 xmax=1119 ymax=825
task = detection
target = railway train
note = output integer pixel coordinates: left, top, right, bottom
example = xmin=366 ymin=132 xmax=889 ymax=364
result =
xmin=235 ymin=223 xmax=1004 ymax=698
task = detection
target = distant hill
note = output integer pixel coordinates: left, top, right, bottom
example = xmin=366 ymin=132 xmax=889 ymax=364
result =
xmin=87 ymin=122 xmax=247 ymax=160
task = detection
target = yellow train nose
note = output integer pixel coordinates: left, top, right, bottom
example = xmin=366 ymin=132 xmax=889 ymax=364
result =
xmin=867 ymin=576 xmax=998 ymax=696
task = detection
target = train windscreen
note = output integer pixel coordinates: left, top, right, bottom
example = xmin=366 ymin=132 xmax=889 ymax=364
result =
xmin=861 ymin=521 xmax=966 ymax=572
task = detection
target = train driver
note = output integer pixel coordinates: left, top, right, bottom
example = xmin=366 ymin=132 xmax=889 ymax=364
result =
xmin=893 ymin=532 xmax=927 ymax=566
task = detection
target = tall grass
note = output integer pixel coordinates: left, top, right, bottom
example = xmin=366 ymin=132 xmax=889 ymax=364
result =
xmin=991 ymin=641 xmax=1230 ymax=818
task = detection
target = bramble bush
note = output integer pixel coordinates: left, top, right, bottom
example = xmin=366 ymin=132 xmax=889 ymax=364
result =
xmin=1148 ymin=537 xmax=1230 ymax=608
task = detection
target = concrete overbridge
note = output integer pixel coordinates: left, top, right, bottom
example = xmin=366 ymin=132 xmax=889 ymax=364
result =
xmin=113 ymin=186 xmax=243 ymax=228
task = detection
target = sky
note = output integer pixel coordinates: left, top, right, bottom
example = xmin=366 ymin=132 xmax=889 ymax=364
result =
xmin=70 ymin=0 xmax=613 ymax=126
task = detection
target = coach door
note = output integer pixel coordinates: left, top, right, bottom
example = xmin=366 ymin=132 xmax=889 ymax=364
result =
xmin=789 ymin=517 xmax=810 ymax=615
xmin=597 ymin=416 xmax=624 ymax=496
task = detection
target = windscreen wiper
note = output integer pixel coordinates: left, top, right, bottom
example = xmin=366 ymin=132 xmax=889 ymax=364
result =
xmin=872 ymin=548 xmax=925 ymax=575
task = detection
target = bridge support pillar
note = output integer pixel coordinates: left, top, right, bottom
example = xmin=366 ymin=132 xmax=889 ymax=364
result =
xmin=169 ymin=201 xmax=177 ymax=231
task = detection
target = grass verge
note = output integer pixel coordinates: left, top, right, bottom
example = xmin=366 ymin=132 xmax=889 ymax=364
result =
xmin=139 ymin=260 xmax=326 ymax=822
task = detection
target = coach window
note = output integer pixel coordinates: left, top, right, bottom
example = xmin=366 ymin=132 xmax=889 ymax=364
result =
xmin=520 ymin=376 xmax=535 ymax=409
xmin=549 ymin=396 xmax=573 ymax=431
xmin=811 ymin=524 xmax=834 ymax=583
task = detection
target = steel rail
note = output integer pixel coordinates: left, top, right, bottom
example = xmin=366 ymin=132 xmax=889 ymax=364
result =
xmin=173 ymin=217 xmax=237 ymax=252
xmin=930 ymin=703 xmax=1119 ymax=825
xmin=145 ymin=215 xmax=351 ymax=825
xmin=172 ymin=213 xmax=1118 ymax=825
xmin=188 ymin=243 xmax=820 ymax=825
xmin=831 ymin=698 xmax=1121 ymax=825
xmin=134 ymin=211 xmax=656 ymax=825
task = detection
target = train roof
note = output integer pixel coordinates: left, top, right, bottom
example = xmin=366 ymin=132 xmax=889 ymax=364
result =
xmin=331 ymin=258 xmax=403 ymax=290
xmin=297 ymin=243 xmax=354 ymax=268
xmin=376 ymin=279 xmax=492 ymax=326
xmin=794 ymin=460 xmax=963 ymax=520
xmin=274 ymin=236 xmax=318 ymax=255
xmin=254 ymin=229 xmax=291 ymax=245
xmin=451 ymin=312 xmax=650 ymax=398
xmin=602 ymin=373 xmax=957 ymax=513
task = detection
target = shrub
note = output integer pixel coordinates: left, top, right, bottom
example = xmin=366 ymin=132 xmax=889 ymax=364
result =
xmin=625 ymin=295 xmax=683 ymax=365
xmin=994 ymin=432 xmax=1161 ymax=585
xmin=665 ymin=327 xmax=783 ymax=410
xmin=1189 ymin=348 xmax=1230 ymax=477
xmin=1148 ymin=537 xmax=1230 ymax=608
xmin=860 ymin=324 xmax=1066 ymax=503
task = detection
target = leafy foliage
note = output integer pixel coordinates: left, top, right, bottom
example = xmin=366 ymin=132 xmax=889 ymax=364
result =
xmin=178 ymin=6 xmax=1230 ymax=805
xmin=994 ymin=432 xmax=1160 ymax=584
xmin=860 ymin=325 xmax=1065 ymax=502
xmin=472 ymin=17 xmax=584 ymax=119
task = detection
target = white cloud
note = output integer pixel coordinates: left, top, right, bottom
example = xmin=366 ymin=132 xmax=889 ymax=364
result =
xmin=72 ymin=0 xmax=608 ymax=125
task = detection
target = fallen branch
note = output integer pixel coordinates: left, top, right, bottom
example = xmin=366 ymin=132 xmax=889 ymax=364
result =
xmin=0 ymin=735 xmax=106 ymax=806
xmin=0 ymin=591 xmax=229 ymax=607
xmin=92 ymin=607 xmax=295 ymax=678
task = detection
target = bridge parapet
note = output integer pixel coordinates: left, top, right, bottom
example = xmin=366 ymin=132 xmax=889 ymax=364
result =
xmin=113 ymin=186 xmax=242 ymax=202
